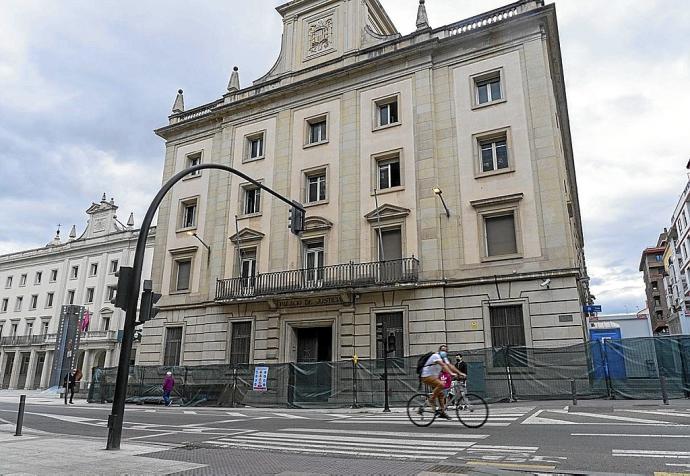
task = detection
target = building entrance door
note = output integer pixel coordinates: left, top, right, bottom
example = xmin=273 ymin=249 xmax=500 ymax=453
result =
xmin=32 ymin=352 xmax=45 ymax=389
xmin=294 ymin=327 xmax=332 ymax=403
xmin=2 ymin=353 xmax=15 ymax=388
xmin=17 ymin=352 xmax=31 ymax=389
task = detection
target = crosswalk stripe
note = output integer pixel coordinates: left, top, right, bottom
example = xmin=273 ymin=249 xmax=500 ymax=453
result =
xmin=283 ymin=428 xmax=489 ymax=439
xmin=471 ymin=445 xmax=539 ymax=451
xmin=182 ymin=411 xmax=197 ymax=415
xmin=255 ymin=431 xmax=473 ymax=447
xmin=225 ymin=412 xmax=246 ymax=417
xmin=208 ymin=441 xmax=446 ymax=460
xmin=614 ymin=450 xmax=690 ymax=456
xmin=228 ymin=436 xmax=452 ymax=453
xmin=335 ymin=419 xmax=510 ymax=426
xmin=271 ymin=412 xmax=307 ymax=419
xmin=573 ymin=433 xmax=690 ymax=438
xmin=556 ymin=410 xmax=674 ymax=424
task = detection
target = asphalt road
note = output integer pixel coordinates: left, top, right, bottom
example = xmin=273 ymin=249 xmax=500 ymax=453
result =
xmin=1 ymin=397 xmax=690 ymax=475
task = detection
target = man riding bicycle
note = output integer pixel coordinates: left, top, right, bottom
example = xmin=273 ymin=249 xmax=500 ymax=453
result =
xmin=420 ymin=345 xmax=462 ymax=420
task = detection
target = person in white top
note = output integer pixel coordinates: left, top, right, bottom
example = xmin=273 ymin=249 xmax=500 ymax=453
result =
xmin=420 ymin=344 xmax=462 ymax=419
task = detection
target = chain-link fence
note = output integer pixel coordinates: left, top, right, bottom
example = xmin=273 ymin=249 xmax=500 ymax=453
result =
xmin=88 ymin=336 xmax=690 ymax=407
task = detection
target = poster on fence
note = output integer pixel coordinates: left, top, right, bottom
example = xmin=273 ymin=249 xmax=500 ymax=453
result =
xmin=253 ymin=366 xmax=269 ymax=392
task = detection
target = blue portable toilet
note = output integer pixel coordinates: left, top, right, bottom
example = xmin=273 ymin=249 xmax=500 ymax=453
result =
xmin=589 ymin=322 xmax=626 ymax=379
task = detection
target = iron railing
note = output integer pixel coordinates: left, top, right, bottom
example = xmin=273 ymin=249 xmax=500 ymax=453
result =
xmin=0 ymin=333 xmax=57 ymax=347
xmin=216 ymin=257 xmax=419 ymax=301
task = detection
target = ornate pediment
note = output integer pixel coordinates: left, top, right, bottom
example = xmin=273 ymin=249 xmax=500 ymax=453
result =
xmin=304 ymin=216 xmax=333 ymax=232
xmin=229 ymin=228 xmax=265 ymax=244
xmin=364 ymin=204 xmax=411 ymax=223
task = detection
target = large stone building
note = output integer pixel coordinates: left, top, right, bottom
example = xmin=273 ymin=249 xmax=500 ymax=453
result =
xmin=0 ymin=195 xmax=154 ymax=389
xmin=139 ymin=0 xmax=590 ymax=369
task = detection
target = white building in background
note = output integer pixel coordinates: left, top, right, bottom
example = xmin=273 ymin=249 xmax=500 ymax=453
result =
xmin=587 ymin=312 xmax=653 ymax=340
xmin=664 ymin=178 xmax=690 ymax=335
xmin=0 ymin=195 xmax=155 ymax=390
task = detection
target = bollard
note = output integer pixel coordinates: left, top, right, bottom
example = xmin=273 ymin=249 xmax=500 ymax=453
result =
xmin=570 ymin=379 xmax=577 ymax=406
xmin=660 ymin=375 xmax=669 ymax=405
xmin=15 ymin=394 xmax=26 ymax=436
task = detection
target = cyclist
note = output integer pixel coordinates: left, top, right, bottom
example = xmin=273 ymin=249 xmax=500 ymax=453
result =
xmin=420 ymin=344 xmax=461 ymax=420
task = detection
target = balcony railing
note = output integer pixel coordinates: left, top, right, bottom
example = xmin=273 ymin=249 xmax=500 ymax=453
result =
xmin=0 ymin=333 xmax=56 ymax=347
xmin=216 ymin=257 xmax=420 ymax=301
xmin=82 ymin=330 xmax=118 ymax=341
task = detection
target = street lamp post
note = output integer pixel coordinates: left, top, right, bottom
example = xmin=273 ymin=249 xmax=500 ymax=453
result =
xmin=105 ymin=163 xmax=304 ymax=450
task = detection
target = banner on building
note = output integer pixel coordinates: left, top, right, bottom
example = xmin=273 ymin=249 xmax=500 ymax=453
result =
xmin=49 ymin=305 xmax=85 ymax=388
xmin=252 ymin=366 xmax=268 ymax=392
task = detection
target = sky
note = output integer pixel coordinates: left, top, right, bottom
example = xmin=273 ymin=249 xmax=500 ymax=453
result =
xmin=1 ymin=0 xmax=689 ymax=314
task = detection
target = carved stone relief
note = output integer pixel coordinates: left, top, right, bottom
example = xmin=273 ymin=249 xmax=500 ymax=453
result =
xmin=307 ymin=16 xmax=334 ymax=56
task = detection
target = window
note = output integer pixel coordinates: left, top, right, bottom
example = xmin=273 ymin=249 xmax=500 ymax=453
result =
xmin=485 ymin=213 xmax=518 ymax=257
xmin=655 ymin=255 xmax=663 ymax=262
xmin=479 ymin=136 xmax=509 ymax=173
xmin=66 ymin=290 xmax=75 ymax=305
xmin=50 ymin=269 xmax=58 ymax=282
xmin=375 ymin=312 xmax=404 ymax=360
xmin=186 ymin=152 xmax=202 ymax=176
xmin=377 ymin=155 xmax=401 ymax=190
xmin=35 ymin=272 xmax=42 ymax=285
xmin=5 ymin=276 xmax=12 ymax=288
xmin=106 ymin=286 xmax=117 ymax=302
xmin=1 ymin=298 xmax=8 ymax=312
xmin=42 ymin=321 xmax=49 ymax=335
xmin=180 ymin=198 xmax=198 ymax=229
xmin=230 ymin=322 xmax=252 ymax=365
xmin=19 ymin=274 xmax=27 ymax=286
xmin=102 ymin=315 xmax=111 ymax=331
xmin=109 ymin=260 xmax=119 ymax=274
xmin=26 ymin=322 xmax=33 ymax=336
xmin=163 ymin=326 xmax=183 ymax=366
xmin=239 ymin=248 xmax=257 ymax=288
xmin=15 ymin=297 xmax=23 ymax=312
xmin=243 ymin=187 xmax=261 ymax=215
xmin=246 ymin=132 xmax=265 ymax=161
xmin=46 ymin=292 xmax=54 ymax=308
xmin=489 ymin=305 xmax=526 ymax=367
xmin=654 ymin=296 xmax=661 ymax=308
xmin=306 ymin=116 xmax=327 ymax=145
xmin=304 ymin=239 xmax=325 ymax=283
xmin=652 ymin=281 xmax=659 ymax=291
xmin=85 ymin=288 xmax=94 ymax=304
xmin=70 ymin=266 xmax=79 ymax=279
xmin=474 ymin=72 xmax=502 ymax=105
xmin=30 ymin=295 xmax=38 ymax=310
xmin=306 ymin=171 xmax=327 ymax=203
xmin=376 ymin=96 xmax=399 ymax=128
xmin=89 ymin=263 xmax=98 ymax=276
xmin=174 ymin=259 xmax=192 ymax=292
xmin=10 ymin=323 xmax=17 ymax=337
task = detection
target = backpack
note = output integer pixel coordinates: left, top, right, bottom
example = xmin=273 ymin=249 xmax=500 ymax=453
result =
xmin=416 ymin=352 xmax=434 ymax=377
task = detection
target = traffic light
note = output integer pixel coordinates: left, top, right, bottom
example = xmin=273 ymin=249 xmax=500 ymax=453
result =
xmin=138 ymin=280 xmax=162 ymax=325
xmin=386 ymin=333 xmax=396 ymax=353
xmin=376 ymin=322 xmax=384 ymax=343
xmin=288 ymin=200 xmax=305 ymax=235
xmin=110 ymin=266 xmax=134 ymax=311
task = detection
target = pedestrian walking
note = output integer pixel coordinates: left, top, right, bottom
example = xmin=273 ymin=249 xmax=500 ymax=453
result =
xmin=162 ymin=371 xmax=175 ymax=407
xmin=63 ymin=368 xmax=80 ymax=404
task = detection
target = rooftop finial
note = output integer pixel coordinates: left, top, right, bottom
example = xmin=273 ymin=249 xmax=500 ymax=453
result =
xmin=101 ymin=193 xmax=107 ymax=203
xmin=172 ymin=89 xmax=184 ymax=113
xmin=227 ymin=66 xmax=240 ymax=93
xmin=126 ymin=212 xmax=135 ymax=228
xmin=69 ymin=225 xmax=77 ymax=240
xmin=416 ymin=0 xmax=429 ymax=30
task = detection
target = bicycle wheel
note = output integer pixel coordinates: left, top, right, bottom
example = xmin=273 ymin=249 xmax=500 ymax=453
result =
xmin=406 ymin=393 xmax=437 ymax=427
xmin=455 ymin=393 xmax=489 ymax=428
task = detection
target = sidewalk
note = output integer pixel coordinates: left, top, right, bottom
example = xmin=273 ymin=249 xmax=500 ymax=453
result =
xmin=0 ymin=422 xmax=203 ymax=475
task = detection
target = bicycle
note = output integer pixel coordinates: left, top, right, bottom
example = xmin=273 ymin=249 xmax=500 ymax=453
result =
xmin=406 ymin=381 xmax=489 ymax=428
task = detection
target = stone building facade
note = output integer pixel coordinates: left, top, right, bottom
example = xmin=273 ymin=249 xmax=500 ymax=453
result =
xmin=139 ymin=0 xmax=590 ymax=369
xmin=0 ymin=196 xmax=154 ymax=389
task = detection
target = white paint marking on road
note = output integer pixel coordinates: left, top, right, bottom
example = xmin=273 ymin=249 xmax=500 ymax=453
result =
xmin=225 ymin=412 xmax=246 ymax=417
xmin=613 ymin=449 xmax=690 ymax=459
xmin=573 ymin=433 xmax=690 ymax=438
xmin=144 ymin=410 xmax=156 ymax=413
xmin=127 ymin=432 xmax=177 ymax=440
xmin=283 ymin=428 xmax=489 ymax=439
xmin=666 ymin=463 xmax=690 ymax=467
xmin=554 ymin=410 xmax=676 ymax=425
xmin=182 ymin=411 xmax=197 ymax=415
xmin=620 ymin=409 xmax=690 ymax=418
xmin=271 ymin=412 xmax=307 ymax=419
xmin=325 ymin=414 xmax=352 ymax=419
xmin=470 ymin=445 xmax=539 ymax=451
xmin=334 ymin=419 xmax=510 ymax=426
xmin=208 ymin=440 xmax=446 ymax=460
xmin=231 ymin=435 xmax=453 ymax=453
xmin=258 ymin=431 xmax=473 ymax=448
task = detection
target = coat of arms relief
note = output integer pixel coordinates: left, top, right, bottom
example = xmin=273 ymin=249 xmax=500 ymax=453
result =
xmin=308 ymin=17 xmax=334 ymax=55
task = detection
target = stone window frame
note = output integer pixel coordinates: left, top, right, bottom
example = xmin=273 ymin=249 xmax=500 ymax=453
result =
xmin=15 ymin=296 xmax=23 ymax=312
xmin=236 ymin=245 xmax=259 ymax=287
xmin=177 ymin=196 xmax=200 ymax=233
xmin=66 ymin=290 xmax=75 ymax=305
xmin=70 ymin=266 xmax=79 ymax=280
xmin=169 ymin=247 xmax=197 ymax=295
xmin=238 ymin=180 xmax=263 ymax=218
xmin=473 ymin=127 xmax=515 ymax=179
xmin=1 ymin=297 xmax=8 ymax=313
xmin=302 ymin=164 xmax=329 ymax=207
xmin=470 ymin=193 xmax=524 ymax=263
xmin=369 ymin=305 xmax=410 ymax=360
xmin=109 ymin=260 xmax=119 ymax=274
xmin=19 ymin=274 xmax=27 ymax=287
xmin=370 ymin=219 xmax=407 ymax=263
xmin=371 ymin=148 xmax=405 ymax=196
xmin=85 ymin=287 xmax=95 ymax=304
xmin=227 ymin=318 xmax=255 ymax=365
xmin=304 ymin=112 xmax=329 ymax=148
xmin=5 ymin=276 xmax=12 ymax=288
xmin=45 ymin=292 xmax=54 ymax=309
xmin=183 ymin=150 xmax=203 ymax=180
xmin=29 ymin=294 xmax=38 ymax=310
xmin=243 ymin=130 xmax=267 ymax=163
xmin=34 ymin=271 xmax=42 ymax=285
xmin=372 ymin=93 xmax=402 ymax=132
xmin=470 ymin=67 xmax=507 ymax=110
xmin=89 ymin=263 xmax=98 ymax=277
xmin=480 ymin=298 xmax=533 ymax=371
xmin=161 ymin=322 xmax=186 ymax=367
xmin=105 ymin=286 xmax=116 ymax=303
xmin=301 ymin=234 xmax=328 ymax=275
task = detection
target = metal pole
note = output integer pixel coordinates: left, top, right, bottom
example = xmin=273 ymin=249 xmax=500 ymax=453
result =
xmin=383 ymin=325 xmax=390 ymax=412
xmin=660 ymin=375 xmax=669 ymax=405
xmin=106 ymin=163 xmax=305 ymax=450
xmin=231 ymin=368 xmax=237 ymax=408
xmin=351 ymin=357 xmax=359 ymax=409
xmin=14 ymin=394 xmax=26 ymax=436
xmin=234 ymin=215 xmax=242 ymax=278
xmin=373 ymin=188 xmax=385 ymax=262
xmin=570 ymin=378 xmax=577 ymax=406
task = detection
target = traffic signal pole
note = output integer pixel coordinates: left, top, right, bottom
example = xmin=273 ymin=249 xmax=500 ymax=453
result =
xmin=106 ymin=164 xmax=304 ymax=450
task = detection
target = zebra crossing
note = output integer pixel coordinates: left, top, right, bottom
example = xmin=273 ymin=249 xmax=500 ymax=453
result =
xmin=205 ymin=427 xmax=490 ymax=460
xmin=334 ymin=406 xmax=533 ymax=426
xmin=523 ymin=408 xmax=690 ymax=426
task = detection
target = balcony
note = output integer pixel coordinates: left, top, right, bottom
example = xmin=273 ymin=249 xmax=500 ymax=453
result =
xmin=0 ymin=333 xmax=56 ymax=347
xmin=81 ymin=330 xmax=118 ymax=342
xmin=216 ymin=257 xmax=420 ymax=301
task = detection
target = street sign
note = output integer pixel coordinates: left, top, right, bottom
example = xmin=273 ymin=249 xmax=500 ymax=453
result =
xmin=584 ymin=305 xmax=602 ymax=313
xmin=252 ymin=366 xmax=268 ymax=392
